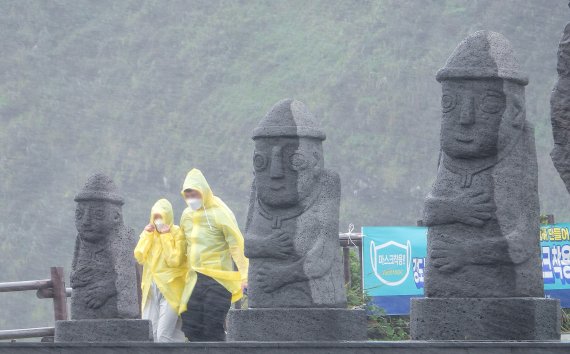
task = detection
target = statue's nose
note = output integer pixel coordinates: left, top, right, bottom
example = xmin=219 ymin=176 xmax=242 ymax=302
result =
xmin=459 ymin=97 xmax=475 ymax=126
xmin=81 ymin=209 xmax=92 ymax=227
xmin=270 ymin=146 xmax=284 ymax=179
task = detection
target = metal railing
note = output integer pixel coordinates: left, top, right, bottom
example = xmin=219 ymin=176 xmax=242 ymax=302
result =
xmin=339 ymin=224 xmax=363 ymax=294
xmin=0 ymin=267 xmax=71 ymax=341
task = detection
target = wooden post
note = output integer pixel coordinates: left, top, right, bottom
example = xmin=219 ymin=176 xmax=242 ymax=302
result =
xmin=343 ymin=246 xmax=351 ymax=287
xmin=50 ymin=267 xmax=68 ymax=321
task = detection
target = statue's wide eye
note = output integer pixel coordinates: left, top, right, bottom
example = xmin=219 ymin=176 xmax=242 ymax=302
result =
xmin=289 ymin=152 xmax=309 ymax=171
xmin=75 ymin=207 xmax=84 ymax=220
xmin=94 ymin=208 xmax=105 ymax=220
xmin=253 ymin=152 xmax=267 ymax=171
xmin=480 ymin=92 xmax=505 ymax=114
xmin=441 ymin=94 xmax=456 ymax=113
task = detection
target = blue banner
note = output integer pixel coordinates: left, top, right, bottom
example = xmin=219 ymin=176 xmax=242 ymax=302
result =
xmin=362 ymin=226 xmax=426 ymax=315
xmin=362 ymin=224 xmax=570 ymax=315
xmin=541 ymin=223 xmax=570 ymax=307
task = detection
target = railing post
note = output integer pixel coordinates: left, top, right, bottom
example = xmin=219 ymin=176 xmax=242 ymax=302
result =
xmin=50 ymin=267 xmax=68 ymax=321
xmin=343 ymin=246 xmax=351 ymax=287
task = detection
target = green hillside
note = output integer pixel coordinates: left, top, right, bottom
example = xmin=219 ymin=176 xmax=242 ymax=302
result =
xmin=0 ymin=0 xmax=568 ymax=330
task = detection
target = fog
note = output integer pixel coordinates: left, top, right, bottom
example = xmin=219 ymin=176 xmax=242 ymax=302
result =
xmin=0 ymin=0 xmax=568 ymax=330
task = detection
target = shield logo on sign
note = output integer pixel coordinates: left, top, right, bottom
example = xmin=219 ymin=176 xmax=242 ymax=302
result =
xmin=369 ymin=240 xmax=412 ymax=286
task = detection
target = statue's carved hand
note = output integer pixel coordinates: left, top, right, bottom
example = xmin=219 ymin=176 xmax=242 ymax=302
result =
xmin=84 ymin=281 xmax=115 ymax=309
xmin=245 ymin=231 xmax=295 ymax=259
xmin=266 ymin=231 xmax=295 ymax=259
xmin=430 ymin=241 xmax=466 ymax=274
xmin=453 ymin=190 xmax=496 ymax=227
xmin=257 ymin=265 xmax=286 ymax=293
xmin=70 ymin=266 xmax=97 ymax=288
xmin=425 ymin=190 xmax=495 ymax=227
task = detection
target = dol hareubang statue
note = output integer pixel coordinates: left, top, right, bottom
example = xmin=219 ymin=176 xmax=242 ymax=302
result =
xmin=410 ymin=31 xmax=560 ymax=340
xmin=422 ymin=31 xmax=542 ymax=298
xmin=244 ymin=98 xmax=345 ymax=308
xmin=56 ymin=173 xmax=152 ymax=342
xmin=226 ymin=99 xmax=366 ymax=341
xmin=70 ymin=173 xmax=139 ymax=319
xmin=551 ymin=22 xmax=570 ymax=192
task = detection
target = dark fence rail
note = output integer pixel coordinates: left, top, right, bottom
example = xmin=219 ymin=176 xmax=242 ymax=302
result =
xmin=0 ymin=327 xmax=55 ymax=341
xmin=0 ymin=267 xmax=70 ymax=341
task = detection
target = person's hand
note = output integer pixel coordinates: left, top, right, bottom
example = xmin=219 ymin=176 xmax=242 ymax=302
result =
xmin=157 ymin=224 xmax=170 ymax=234
xmin=241 ymin=280 xmax=248 ymax=293
xmin=144 ymin=224 xmax=155 ymax=232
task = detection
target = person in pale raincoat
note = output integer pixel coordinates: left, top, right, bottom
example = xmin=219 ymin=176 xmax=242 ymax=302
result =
xmin=134 ymin=199 xmax=187 ymax=342
xmin=179 ymin=168 xmax=249 ymax=341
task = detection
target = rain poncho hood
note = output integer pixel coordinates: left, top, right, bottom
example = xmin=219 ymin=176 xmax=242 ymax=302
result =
xmin=179 ymin=169 xmax=249 ymax=310
xmin=134 ymin=199 xmax=187 ymax=314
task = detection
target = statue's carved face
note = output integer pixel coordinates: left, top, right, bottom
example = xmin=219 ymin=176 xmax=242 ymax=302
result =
xmin=441 ymin=79 xmax=507 ymax=159
xmin=75 ymin=201 xmax=120 ymax=243
xmin=253 ymin=137 xmax=323 ymax=208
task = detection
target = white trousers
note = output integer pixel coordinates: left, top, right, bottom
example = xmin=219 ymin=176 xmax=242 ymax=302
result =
xmin=142 ymin=282 xmax=186 ymax=342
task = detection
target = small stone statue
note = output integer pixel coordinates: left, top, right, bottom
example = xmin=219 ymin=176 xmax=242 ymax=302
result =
xmin=244 ymin=98 xmax=346 ymax=308
xmin=411 ymin=31 xmax=560 ymax=340
xmin=70 ymin=173 xmax=139 ymax=319
xmin=551 ymin=23 xmax=570 ymax=192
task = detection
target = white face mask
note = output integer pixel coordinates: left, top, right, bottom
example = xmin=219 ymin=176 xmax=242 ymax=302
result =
xmin=186 ymin=198 xmax=203 ymax=211
xmin=154 ymin=218 xmax=164 ymax=228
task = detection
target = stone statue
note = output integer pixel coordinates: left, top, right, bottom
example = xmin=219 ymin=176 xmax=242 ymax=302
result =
xmin=551 ymin=22 xmax=570 ymax=192
xmin=227 ymin=99 xmax=365 ymax=341
xmin=410 ymin=31 xmax=560 ymax=340
xmin=243 ymin=98 xmax=345 ymax=308
xmin=56 ymin=173 xmax=151 ymax=342
xmin=70 ymin=173 xmax=138 ymax=319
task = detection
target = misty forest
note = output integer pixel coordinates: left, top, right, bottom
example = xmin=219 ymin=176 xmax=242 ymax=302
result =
xmin=1 ymin=0 xmax=569 ymax=330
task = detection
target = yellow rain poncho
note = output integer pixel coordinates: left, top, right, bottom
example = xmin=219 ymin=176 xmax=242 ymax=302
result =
xmin=179 ymin=169 xmax=249 ymax=312
xmin=134 ymin=199 xmax=187 ymax=314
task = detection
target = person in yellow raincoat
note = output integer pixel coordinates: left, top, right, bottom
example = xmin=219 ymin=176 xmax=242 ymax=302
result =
xmin=134 ymin=199 xmax=187 ymax=342
xmin=179 ymin=168 xmax=248 ymax=341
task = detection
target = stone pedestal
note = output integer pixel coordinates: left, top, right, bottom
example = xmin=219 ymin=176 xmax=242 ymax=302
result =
xmin=227 ymin=308 xmax=367 ymax=341
xmin=410 ymin=297 xmax=561 ymax=340
xmin=55 ymin=319 xmax=152 ymax=342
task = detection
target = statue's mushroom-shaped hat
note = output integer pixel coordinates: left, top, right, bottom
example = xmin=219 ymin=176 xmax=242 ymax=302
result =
xmin=74 ymin=173 xmax=124 ymax=205
xmin=252 ymin=98 xmax=326 ymax=140
xmin=436 ymin=30 xmax=528 ymax=86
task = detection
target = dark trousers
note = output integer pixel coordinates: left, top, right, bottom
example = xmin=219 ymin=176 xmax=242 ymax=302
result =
xmin=181 ymin=273 xmax=232 ymax=341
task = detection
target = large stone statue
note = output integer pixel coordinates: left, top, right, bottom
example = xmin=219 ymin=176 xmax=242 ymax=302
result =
xmin=55 ymin=173 xmax=151 ymax=342
xmin=244 ymin=98 xmax=345 ymax=308
xmin=227 ymin=99 xmax=366 ymax=341
xmin=410 ymin=31 xmax=560 ymax=340
xmin=551 ymin=21 xmax=570 ymax=192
